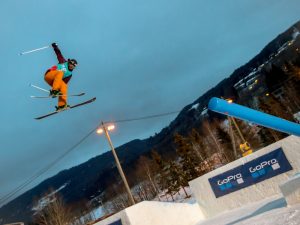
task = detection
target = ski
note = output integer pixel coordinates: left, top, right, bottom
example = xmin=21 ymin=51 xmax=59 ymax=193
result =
xmin=35 ymin=97 xmax=96 ymax=120
xmin=30 ymin=92 xmax=85 ymax=98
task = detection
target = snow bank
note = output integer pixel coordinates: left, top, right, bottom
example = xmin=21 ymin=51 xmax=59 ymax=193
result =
xmin=124 ymin=201 xmax=204 ymax=225
xmin=196 ymin=195 xmax=300 ymax=225
xmin=189 ymin=135 xmax=300 ymax=218
xmin=279 ymin=173 xmax=300 ymax=206
xmin=94 ymin=201 xmax=204 ymax=225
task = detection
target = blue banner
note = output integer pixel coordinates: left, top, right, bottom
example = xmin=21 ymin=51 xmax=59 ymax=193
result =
xmin=108 ymin=220 xmax=122 ymax=225
xmin=208 ymin=148 xmax=292 ymax=198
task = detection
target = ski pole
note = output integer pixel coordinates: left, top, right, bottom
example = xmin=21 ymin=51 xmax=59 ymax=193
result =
xmin=19 ymin=45 xmax=50 ymax=56
xmin=30 ymin=84 xmax=50 ymax=93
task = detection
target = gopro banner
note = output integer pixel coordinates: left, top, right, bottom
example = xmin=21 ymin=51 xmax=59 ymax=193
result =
xmin=209 ymin=148 xmax=292 ymax=198
xmin=108 ymin=220 xmax=122 ymax=225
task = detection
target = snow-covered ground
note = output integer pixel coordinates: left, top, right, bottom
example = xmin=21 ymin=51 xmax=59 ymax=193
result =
xmin=172 ymin=188 xmax=300 ymax=225
xmin=154 ymin=186 xmax=194 ymax=203
xmin=95 ymin=186 xmax=300 ymax=225
xmin=95 ymin=194 xmax=300 ymax=225
xmin=91 ymin=207 xmax=104 ymax=219
xmin=196 ymin=195 xmax=300 ymax=225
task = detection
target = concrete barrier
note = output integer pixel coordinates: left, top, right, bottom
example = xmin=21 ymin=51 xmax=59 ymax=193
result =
xmin=189 ymin=135 xmax=300 ymax=218
xmin=94 ymin=201 xmax=204 ymax=225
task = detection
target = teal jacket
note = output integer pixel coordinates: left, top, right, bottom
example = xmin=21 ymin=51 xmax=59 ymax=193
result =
xmin=46 ymin=45 xmax=73 ymax=83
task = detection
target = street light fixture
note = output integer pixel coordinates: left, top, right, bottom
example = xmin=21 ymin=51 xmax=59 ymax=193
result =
xmin=97 ymin=122 xmax=135 ymax=206
xmin=97 ymin=124 xmax=115 ymax=133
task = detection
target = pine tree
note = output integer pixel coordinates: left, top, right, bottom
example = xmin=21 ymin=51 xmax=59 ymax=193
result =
xmin=151 ymin=150 xmax=175 ymax=199
xmin=282 ymin=63 xmax=300 ymax=111
xmin=204 ymin=120 xmax=230 ymax=163
xmin=265 ymin=64 xmax=289 ymax=90
xmin=189 ymin=129 xmax=208 ymax=161
xmin=293 ymin=54 xmax=300 ymax=68
xmin=285 ymin=62 xmax=300 ymax=80
xmin=258 ymin=96 xmax=287 ymax=141
xmin=151 ymin=150 xmax=164 ymax=169
xmin=188 ymin=128 xmax=212 ymax=172
xmin=167 ymin=161 xmax=189 ymax=198
xmin=215 ymin=123 xmax=236 ymax=162
xmin=257 ymin=127 xmax=277 ymax=147
xmin=259 ymin=94 xmax=294 ymax=123
xmin=174 ymin=133 xmax=200 ymax=181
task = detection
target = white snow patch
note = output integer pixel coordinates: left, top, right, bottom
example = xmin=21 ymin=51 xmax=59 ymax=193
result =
xmin=31 ymin=182 xmax=69 ymax=212
xmin=189 ymin=103 xmax=199 ymax=111
xmin=154 ymin=186 xmax=193 ymax=203
xmin=92 ymin=207 xmax=105 ymax=219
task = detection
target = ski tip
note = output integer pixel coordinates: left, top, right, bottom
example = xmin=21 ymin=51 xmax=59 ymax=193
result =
xmin=34 ymin=116 xmax=45 ymax=120
xmin=87 ymin=97 xmax=96 ymax=102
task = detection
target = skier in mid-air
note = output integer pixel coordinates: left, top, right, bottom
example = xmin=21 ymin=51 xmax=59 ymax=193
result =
xmin=44 ymin=43 xmax=78 ymax=110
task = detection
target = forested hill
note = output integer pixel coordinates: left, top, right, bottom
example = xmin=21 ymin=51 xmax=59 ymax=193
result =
xmin=1 ymin=20 xmax=300 ymax=224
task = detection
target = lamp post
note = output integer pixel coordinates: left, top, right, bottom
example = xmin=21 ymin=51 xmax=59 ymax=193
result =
xmin=97 ymin=122 xmax=135 ymax=205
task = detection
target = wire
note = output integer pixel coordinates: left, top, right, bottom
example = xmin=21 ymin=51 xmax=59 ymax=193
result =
xmin=0 ymin=110 xmax=180 ymax=206
xmin=0 ymin=127 xmax=97 ymax=206
xmin=105 ymin=110 xmax=180 ymax=124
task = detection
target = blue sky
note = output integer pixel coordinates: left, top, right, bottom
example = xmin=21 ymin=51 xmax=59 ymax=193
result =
xmin=0 ymin=0 xmax=300 ymax=205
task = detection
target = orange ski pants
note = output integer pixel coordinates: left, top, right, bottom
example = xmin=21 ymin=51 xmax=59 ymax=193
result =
xmin=44 ymin=70 xmax=68 ymax=107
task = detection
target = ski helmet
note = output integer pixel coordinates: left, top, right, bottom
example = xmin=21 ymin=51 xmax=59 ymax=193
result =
xmin=68 ymin=59 xmax=78 ymax=66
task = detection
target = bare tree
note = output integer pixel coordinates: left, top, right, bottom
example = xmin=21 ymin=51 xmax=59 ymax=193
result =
xmin=33 ymin=190 xmax=71 ymax=225
xmin=69 ymin=200 xmax=98 ymax=225
xmin=203 ymin=120 xmax=230 ymax=163
xmin=188 ymin=128 xmax=216 ymax=172
xmin=101 ymin=183 xmax=132 ymax=214
xmin=135 ymin=156 xmax=161 ymax=199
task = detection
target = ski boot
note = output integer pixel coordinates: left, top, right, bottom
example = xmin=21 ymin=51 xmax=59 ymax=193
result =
xmin=49 ymin=89 xmax=62 ymax=98
xmin=55 ymin=104 xmax=70 ymax=111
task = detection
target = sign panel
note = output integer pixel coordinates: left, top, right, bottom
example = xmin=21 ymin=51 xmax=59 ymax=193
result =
xmin=208 ymin=148 xmax=292 ymax=198
xmin=108 ymin=220 xmax=122 ymax=225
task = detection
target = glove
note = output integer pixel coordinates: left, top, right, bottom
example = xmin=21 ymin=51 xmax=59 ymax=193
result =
xmin=51 ymin=43 xmax=58 ymax=48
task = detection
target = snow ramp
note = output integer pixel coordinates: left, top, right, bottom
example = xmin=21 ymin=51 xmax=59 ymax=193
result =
xmin=94 ymin=201 xmax=204 ymax=225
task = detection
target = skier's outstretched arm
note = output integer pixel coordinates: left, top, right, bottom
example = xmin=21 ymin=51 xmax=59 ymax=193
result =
xmin=52 ymin=43 xmax=66 ymax=63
